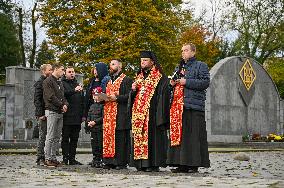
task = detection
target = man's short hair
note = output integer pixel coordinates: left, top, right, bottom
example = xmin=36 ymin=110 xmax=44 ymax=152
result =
xmin=184 ymin=43 xmax=196 ymax=52
xmin=66 ymin=66 xmax=74 ymax=70
xmin=111 ymin=59 xmax=123 ymax=67
xmin=52 ymin=63 xmax=64 ymax=70
xmin=40 ymin=64 xmax=52 ymax=73
xmin=112 ymin=59 xmax=122 ymax=64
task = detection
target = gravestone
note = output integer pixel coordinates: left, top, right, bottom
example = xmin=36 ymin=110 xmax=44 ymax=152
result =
xmin=206 ymin=56 xmax=283 ymax=143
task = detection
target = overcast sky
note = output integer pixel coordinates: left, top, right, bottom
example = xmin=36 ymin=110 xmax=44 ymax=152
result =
xmin=15 ymin=0 xmax=212 ymax=45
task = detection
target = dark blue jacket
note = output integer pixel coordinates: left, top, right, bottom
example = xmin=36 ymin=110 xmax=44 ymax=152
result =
xmin=172 ymin=58 xmax=210 ymax=111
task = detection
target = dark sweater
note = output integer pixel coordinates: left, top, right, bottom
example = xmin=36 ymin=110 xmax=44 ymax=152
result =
xmin=43 ymin=75 xmax=68 ymax=113
xmin=34 ymin=75 xmax=46 ymax=117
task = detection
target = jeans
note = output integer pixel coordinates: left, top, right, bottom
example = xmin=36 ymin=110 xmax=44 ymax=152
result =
xmin=44 ymin=110 xmax=63 ymax=161
xmin=36 ymin=119 xmax=47 ymax=159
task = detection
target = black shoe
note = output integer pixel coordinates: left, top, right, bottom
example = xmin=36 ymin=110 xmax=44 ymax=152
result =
xmin=103 ymin=164 xmax=115 ymax=170
xmin=36 ymin=158 xmax=40 ymax=165
xmin=62 ymin=159 xmax=69 ymax=165
xmin=69 ymin=160 xmax=83 ymax=165
xmin=152 ymin=167 xmax=160 ymax=172
xmin=95 ymin=162 xmax=103 ymax=168
xmin=115 ymin=165 xmax=127 ymax=170
xmin=91 ymin=160 xmax=103 ymax=168
xmin=144 ymin=167 xmax=153 ymax=172
xmin=188 ymin=167 xmax=198 ymax=173
xmin=36 ymin=158 xmax=45 ymax=166
xmin=136 ymin=167 xmax=144 ymax=171
xmin=171 ymin=166 xmax=189 ymax=173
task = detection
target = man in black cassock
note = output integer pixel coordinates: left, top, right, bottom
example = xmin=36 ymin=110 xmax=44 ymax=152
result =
xmin=129 ymin=51 xmax=170 ymax=172
xmin=167 ymin=43 xmax=210 ymax=173
xmin=102 ymin=59 xmax=133 ymax=170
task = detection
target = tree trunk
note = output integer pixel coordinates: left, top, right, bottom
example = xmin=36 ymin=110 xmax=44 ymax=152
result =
xmin=29 ymin=3 xmax=37 ymax=68
xmin=18 ymin=8 xmax=25 ymax=67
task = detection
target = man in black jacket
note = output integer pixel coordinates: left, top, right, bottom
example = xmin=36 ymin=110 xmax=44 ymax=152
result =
xmin=43 ymin=63 xmax=68 ymax=167
xmin=61 ymin=66 xmax=84 ymax=165
xmin=34 ymin=64 xmax=53 ymax=165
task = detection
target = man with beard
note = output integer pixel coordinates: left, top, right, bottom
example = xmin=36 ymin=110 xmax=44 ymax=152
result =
xmin=34 ymin=64 xmax=53 ymax=165
xmin=167 ymin=43 xmax=210 ymax=173
xmin=61 ymin=66 xmax=84 ymax=165
xmin=83 ymin=62 xmax=110 ymax=167
xmin=102 ymin=59 xmax=133 ymax=170
xmin=130 ymin=51 xmax=170 ymax=172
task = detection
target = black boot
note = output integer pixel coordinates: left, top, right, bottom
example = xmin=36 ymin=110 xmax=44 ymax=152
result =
xmin=62 ymin=157 xmax=69 ymax=165
xmin=69 ymin=159 xmax=83 ymax=165
xmin=171 ymin=165 xmax=189 ymax=173
xmin=36 ymin=157 xmax=45 ymax=166
xmin=188 ymin=166 xmax=198 ymax=173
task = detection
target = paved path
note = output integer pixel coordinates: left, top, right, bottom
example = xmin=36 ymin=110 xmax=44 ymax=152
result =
xmin=0 ymin=152 xmax=283 ymax=187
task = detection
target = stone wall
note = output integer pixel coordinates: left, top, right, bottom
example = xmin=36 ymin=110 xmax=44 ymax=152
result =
xmin=0 ymin=85 xmax=15 ymax=140
xmin=280 ymin=100 xmax=284 ymax=135
xmin=0 ymin=66 xmax=86 ymax=141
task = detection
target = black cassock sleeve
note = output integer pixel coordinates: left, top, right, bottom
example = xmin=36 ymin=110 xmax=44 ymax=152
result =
xmin=156 ymin=76 xmax=170 ymax=128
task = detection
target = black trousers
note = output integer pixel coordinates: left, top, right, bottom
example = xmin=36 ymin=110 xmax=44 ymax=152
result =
xmin=167 ymin=109 xmax=210 ymax=168
xmin=104 ymin=129 xmax=130 ymax=166
xmin=61 ymin=124 xmax=81 ymax=160
xmin=91 ymin=128 xmax=103 ymax=161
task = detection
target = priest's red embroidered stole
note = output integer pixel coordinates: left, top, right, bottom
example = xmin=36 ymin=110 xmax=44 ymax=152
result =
xmin=132 ymin=67 xmax=162 ymax=160
xmin=103 ymin=73 xmax=126 ymax=158
xmin=170 ymin=83 xmax=184 ymax=146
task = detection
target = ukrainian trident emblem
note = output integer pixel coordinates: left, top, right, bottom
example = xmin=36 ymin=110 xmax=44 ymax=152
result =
xmin=239 ymin=59 xmax=256 ymax=91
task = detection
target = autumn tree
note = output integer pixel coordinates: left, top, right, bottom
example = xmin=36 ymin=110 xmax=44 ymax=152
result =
xmin=39 ymin=0 xmax=190 ymax=76
xmin=179 ymin=25 xmax=221 ymax=68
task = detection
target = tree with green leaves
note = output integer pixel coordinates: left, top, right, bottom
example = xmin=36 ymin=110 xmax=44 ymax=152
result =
xmin=0 ymin=0 xmax=21 ymax=78
xmin=35 ymin=40 xmax=55 ymax=68
xmin=39 ymin=0 xmax=190 ymax=77
xmin=179 ymin=25 xmax=221 ymax=68
xmin=266 ymin=58 xmax=284 ymax=98
xmin=222 ymin=0 xmax=284 ymax=64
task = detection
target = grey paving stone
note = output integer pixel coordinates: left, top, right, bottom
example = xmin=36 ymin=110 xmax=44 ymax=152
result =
xmin=0 ymin=152 xmax=283 ymax=187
